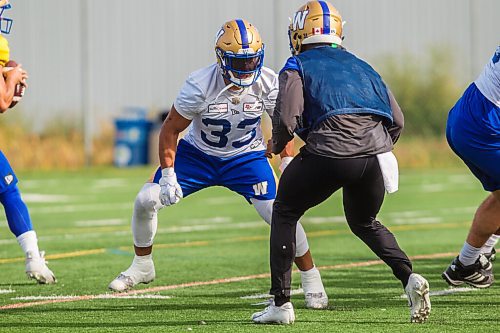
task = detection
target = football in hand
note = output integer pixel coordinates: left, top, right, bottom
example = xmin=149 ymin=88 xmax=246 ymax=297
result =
xmin=4 ymin=60 xmax=26 ymax=108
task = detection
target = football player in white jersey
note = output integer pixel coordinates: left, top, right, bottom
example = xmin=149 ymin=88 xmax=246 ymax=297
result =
xmin=108 ymin=19 xmax=328 ymax=309
xmin=442 ymin=46 xmax=500 ymax=288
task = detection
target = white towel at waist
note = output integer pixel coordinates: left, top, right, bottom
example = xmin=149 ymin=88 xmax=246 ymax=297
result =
xmin=376 ymin=151 xmax=399 ymax=194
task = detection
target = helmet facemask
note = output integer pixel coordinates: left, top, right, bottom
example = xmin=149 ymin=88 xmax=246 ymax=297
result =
xmin=216 ymin=46 xmax=264 ymax=87
xmin=0 ymin=1 xmax=12 ymax=34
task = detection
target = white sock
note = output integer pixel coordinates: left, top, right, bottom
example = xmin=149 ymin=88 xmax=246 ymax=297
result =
xmin=481 ymin=234 xmax=499 ymax=254
xmin=300 ymin=266 xmax=325 ymax=293
xmin=16 ymin=230 xmax=40 ymax=258
xmin=124 ymin=254 xmax=153 ymax=276
xmin=133 ymin=253 xmax=153 ymax=265
xmin=458 ymin=242 xmax=482 ymax=266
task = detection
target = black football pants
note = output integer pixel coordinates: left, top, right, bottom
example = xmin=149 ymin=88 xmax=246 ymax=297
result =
xmin=270 ymin=150 xmax=413 ymax=306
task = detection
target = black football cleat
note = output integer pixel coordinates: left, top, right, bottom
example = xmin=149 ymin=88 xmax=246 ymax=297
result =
xmin=483 ymin=248 xmax=496 ymax=262
xmin=442 ymin=254 xmax=493 ymax=288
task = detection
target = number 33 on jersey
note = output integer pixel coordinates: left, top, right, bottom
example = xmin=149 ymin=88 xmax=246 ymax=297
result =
xmin=174 ymin=63 xmax=278 ymax=158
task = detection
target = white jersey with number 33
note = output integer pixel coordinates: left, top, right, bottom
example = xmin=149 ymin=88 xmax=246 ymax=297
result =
xmin=174 ymin=64 xmax=278 ymax=158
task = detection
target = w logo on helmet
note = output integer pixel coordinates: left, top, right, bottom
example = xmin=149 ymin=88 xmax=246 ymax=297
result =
xmin=292 ymin=10 xmax=309 ymax=31
xmin=288 ymin=1 xmax=344 ymax=55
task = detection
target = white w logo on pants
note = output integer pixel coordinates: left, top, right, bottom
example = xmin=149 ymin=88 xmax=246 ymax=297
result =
xmin=253 ymin=181 xmax=268 ymax=196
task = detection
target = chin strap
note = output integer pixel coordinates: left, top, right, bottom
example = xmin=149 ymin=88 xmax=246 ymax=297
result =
xmin=213 ymin=82 xmax=252 ymax=104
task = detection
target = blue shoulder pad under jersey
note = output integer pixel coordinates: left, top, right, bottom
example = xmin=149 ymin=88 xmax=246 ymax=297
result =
xmin=279 ymin=57 xmax=301 ymax=75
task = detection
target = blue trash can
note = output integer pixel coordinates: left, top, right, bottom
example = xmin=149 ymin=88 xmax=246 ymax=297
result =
xmin=114 ymin=109 xmax=153 ymax=167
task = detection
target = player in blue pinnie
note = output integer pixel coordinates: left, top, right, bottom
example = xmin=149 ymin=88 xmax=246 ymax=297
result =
xmin=252 ymin=1 xmax=430 ymax=324
xmin=0 ymin=0 xmax=56 ymax=284
xmin=442 ymin=46 xmax=500 ymax=288
xmin=108 ymin=19 xmax=328 ymax=309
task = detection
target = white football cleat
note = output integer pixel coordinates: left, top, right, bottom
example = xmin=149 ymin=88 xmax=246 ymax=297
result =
xmin=301 ymin=267 xmax=328 ymax=309
xmin=25 ymin=251 xmax=57 ymax=284
xmin=252 ymin=301 xmax=295 ymax=324
xmin=404 ymin=273 xmax=431 ymax=323
xmin=108 ymin=257 xmax=155 ymax=292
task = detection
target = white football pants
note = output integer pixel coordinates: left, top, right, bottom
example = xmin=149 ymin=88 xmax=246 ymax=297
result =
xmin=132 ymin=183 xmax=310 ymax=257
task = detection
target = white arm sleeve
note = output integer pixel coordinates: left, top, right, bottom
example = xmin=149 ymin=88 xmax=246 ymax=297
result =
xmin=261 ymin=68 xmax=279 ymax=117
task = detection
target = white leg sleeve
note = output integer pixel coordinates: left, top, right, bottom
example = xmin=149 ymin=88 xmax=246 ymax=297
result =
xmin=251 ymin=198 xmax=310 ymax=257
xmin=295 ymin=222 xmax=309 ymax=257
xmin=481 ymin=234 xmax=499 ymax=254
xmin=132 ymin=183 xmax=164 ymax=248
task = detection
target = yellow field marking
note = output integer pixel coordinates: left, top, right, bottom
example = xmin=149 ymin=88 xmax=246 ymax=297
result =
xmin=0 ymin=249 xmax=106 ymax=264
xmin=0 ymin=221 xmax=470 ymax=265
xmin=0 ymin=251 xmax=456 ymax=310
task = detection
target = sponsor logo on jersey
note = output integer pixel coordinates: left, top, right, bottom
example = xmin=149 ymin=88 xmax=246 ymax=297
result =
xmin=250 ymin=138 xmax=263 ymax=149
xmin=243 ymin=102 xmax=263 ymax=112
xmin=207 ymin=103 xmax=229 ymax=114
xmin=4 ymin=174 xmax=13 ymax=185
xmin=231 ymin=108 xmax=240 ymax=115
xmin=253 ymin=181 xmax=268 ymax=196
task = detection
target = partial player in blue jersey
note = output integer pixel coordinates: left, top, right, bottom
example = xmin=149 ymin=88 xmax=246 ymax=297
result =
xmin=108 ymin=19 xmax=328 ymax=309
xmin=442 ymin=46 xmax=500 ymax=288
xmin=0 ymin=0 xmax=55 ymax=284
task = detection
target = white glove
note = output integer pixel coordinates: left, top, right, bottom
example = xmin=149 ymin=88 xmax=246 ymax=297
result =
xmin=279 ymin=156 xmax=294 ymax=173
xmin=159 ymin=167 xmax=183 ymax=206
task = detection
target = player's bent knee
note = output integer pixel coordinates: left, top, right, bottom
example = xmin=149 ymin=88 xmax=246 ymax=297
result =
xmin=135 ymin=183 xmax=163 ymax=214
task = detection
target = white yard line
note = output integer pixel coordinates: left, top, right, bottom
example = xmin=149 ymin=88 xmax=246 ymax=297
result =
xmin=400 ymin=287 xmax=478 ymax=298
xmin=241 ymin=288 xmax=304 ymax=300
xmin=21 ymin=194 xmax=72 ymax=203
xmin=11 ymin=294 xmax=172 ymax=301
xmin=74 ymin=219 xmax=127 ymax=227
xmin=0 ymin=289 xmax=15 ymax=294
xmin=392 ymin=217 xmax=442 ymax=225
xmin=92 ymin=179 xmax=129 ymax=189
xmin=302 ymin=216 xmax=346 ymax=224
xmin=0 ymin=208 xmax=471 ymax=245
xmin=29 ymin=202 xmax=131 ymax=214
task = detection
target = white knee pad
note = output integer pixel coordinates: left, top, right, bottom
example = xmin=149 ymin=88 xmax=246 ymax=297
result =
xmin=251 ymin=198 xmax=273 ymax=225
xmin=132 ymin=183 xmax=164 ymax=247
xmin=251 ymin=198 xmax=309 ymax=257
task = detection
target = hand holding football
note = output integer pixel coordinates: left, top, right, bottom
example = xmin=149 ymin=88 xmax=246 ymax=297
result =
xmin=3 ymin=60 xmax=26 ymax=108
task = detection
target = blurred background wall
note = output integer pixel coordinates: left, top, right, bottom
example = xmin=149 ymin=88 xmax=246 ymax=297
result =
xmin=7 ymin=0 xmax=499 ymax=127
xmin=1 ymin=0 xmax=499 ymax=168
